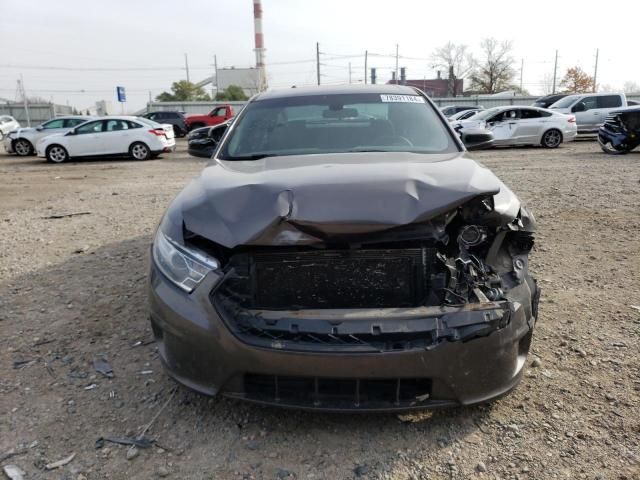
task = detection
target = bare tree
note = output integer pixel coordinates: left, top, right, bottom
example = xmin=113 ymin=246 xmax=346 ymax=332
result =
xmin=468 ymin=38 xmax=516 ymax=94
xmin=540 ymin=73 xmax=555 ymax=95
xmin=623 ymin=81 xmax=640 ymax=94
xmin=430 ymin=42 xmax=474 ymax=79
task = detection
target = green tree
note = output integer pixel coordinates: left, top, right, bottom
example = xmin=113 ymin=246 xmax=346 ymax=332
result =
xmin=156 ymin=80 xmax=211 ymax=101
xmin=215 ymin=85 xmax=248 ymax=101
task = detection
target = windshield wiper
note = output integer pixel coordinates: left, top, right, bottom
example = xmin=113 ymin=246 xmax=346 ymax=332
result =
xmin=347 ymin=148 xmax=392 ymax=153
xmin=224 ymin=153 xmax=277 ymax=160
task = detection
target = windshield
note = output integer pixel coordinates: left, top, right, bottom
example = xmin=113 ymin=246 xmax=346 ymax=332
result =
xmin=550 ymin=95 xmax=580 ymax=108
xmin=472 ymin=107 xmax=504 ymax=121
xmin=218 ymin=93 xmax=458 ymax=160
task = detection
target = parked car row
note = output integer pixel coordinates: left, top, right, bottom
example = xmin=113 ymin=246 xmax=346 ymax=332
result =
xmin=4 ymin=115 xmax=175 ymax=162
xmin=440 ymin=92 xmax=632 ymax=150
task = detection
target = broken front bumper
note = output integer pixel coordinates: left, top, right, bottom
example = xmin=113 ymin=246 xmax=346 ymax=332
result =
xmin=148 ymin=260 xmax=536 ymax=411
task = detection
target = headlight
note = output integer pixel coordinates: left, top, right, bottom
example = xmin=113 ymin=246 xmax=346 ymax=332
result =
xmin=152 ymin=231 xmax=219 ymax=292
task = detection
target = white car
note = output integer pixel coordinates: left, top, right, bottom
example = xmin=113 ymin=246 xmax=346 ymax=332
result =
xmin=36 ymin=116 xmax=176 ymax=163
xmin=454 ymin=106 xmax=577 ymax=148
xmin=4 ymin=116 xmax=94 ymax=156
xmin=0 ymin=115 xmax=21 ymax=140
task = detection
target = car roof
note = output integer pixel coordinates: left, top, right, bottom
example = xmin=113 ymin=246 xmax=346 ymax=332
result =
xmin=51 ymin=115 xmax=94 ymax=120
xmin=253 ymin=84 xmax=421 ymax=100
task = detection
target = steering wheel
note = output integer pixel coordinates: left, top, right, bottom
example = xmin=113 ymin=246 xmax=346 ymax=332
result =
xmin=377 ymin=135 xmax=414 ymax=147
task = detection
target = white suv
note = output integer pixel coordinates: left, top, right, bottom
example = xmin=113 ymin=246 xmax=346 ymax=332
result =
xmin=4 ymin=116 xmax=94 ymax=156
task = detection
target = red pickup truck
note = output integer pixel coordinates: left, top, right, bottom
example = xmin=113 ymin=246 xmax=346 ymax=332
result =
xmin=185 ymin=105 xmax=235 ymax=131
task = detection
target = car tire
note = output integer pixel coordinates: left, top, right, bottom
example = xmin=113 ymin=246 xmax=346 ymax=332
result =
xmin=129 ymin=142 xmax=151 ymax=160
xmin=599 ymin=141 xmax=630 ymax=155
xmin=173 ymin=126 xmax=185 ymax=137
xmin=541 ymin=129 xmax=562 ymax=148
xmin=46 ymin=144 xmax=69 ymax=163
xmin=13 ymin=138 xmax=34 ymax=156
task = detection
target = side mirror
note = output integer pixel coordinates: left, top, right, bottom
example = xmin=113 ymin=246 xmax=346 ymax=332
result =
xmin=36 ymin=125 xmax=44 ymax=131
xmin=66 ymin=129 xmax=76 ymax=136
xmin=572 ymin=103 xmax=586 ymax=113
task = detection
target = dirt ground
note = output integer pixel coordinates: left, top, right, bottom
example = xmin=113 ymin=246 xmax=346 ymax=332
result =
xmin=1 ymin=140 xmax=639 ymax=480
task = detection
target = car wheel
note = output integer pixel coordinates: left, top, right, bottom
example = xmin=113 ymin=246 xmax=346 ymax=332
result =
xmin=599 ymin=140 xmax=630 ymax=155
xmin=130 ymin=142 xmax=151 ymax=160
xmin=14 ymin=139 xmax=34 ymax=156
xmin=541 ymin=129 xmax=562 ymax=148
xmin=46 ymin=144 xmax=69 ymax=163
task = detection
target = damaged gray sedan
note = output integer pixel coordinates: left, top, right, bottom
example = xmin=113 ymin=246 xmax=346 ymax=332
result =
xmin=148 ymin=85 xmax=539 ymax=411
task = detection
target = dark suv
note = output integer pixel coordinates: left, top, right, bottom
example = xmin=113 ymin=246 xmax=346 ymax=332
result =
xmin=148 ymin=85 xmax=539 ymax=411
xmin=141 ymin=111 xmax=187 ymax=137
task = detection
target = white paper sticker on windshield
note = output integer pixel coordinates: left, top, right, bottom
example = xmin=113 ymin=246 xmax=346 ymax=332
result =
xmin=380 ymin=94 xmax=425 ymax=103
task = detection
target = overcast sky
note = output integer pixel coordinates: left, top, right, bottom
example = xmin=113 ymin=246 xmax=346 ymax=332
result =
xmin=1 ymin=0 xmax=639 ymax=112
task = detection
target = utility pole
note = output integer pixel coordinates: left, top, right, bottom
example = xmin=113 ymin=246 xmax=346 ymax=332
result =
xmin=184 ymin=53 xmax=190 ymax=82
xmin=593 ymin=48 xmax=599 ymax=93
xmin=552 ymin=50 xmax=558 ymax=94
xmin=395 ymin=44 xmax=399 ymax=84
xmin=316 ymin=42 xmax=320 ymax=85
xmin=348 ymin=62 xmax=352 ymax=84
xmin=19 ymin=75 xmax=31 ymax=127
xmin=214 ymin=54 xmax=219 ymax=98
xmin=519 ymin=58 xmax=524 ymax=93
xmin=364 ymin=50 xmax=368 ymax=84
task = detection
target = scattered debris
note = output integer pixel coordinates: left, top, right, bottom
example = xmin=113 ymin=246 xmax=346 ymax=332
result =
xmin=630 ymin=305 xmax=640 ymax=312
xmin=12 ymin=360 xmax=34 ymax=370
xmin=157 ymin=466 xmax=170 ymax=477
xmin=126 ymin=447 xmax=139 ymax=460
xmin=396 ymin=411 xmax=434 ymax=423
xmin=138 ymin=370 xmax=153 ymax=375
xmin=531 ymin=357 xmax=542 ymax=368
xmin=44 ymin=452 xmax=75 ymax=470
xmin=32 ymin=338 xmax=55 ymax=347
xmin=84 ymin=383 xmax=98 ymax=390
xmin=0 ymin=448 xmax=27 ymax=463
xmin=95 ymin=436 xmax=154 ymax=449
xmin=93 ymin=356 xmax=114 ymax=378
xmin=73 ymin=245 xmax=90 ymax=254
xmin=2 ymin=465 xmax=25 ymax=480
xmin=42 ymin=211 xmax=91 ymax=220
xmin=476 ymin=461 xmax=487 ymax=473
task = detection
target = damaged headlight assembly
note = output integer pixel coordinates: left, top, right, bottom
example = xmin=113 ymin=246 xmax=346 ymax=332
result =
xmin=152 ymin=231 xmax=220 ymax=293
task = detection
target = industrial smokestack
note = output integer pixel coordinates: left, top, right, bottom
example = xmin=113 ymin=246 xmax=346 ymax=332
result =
xmin=253 ymin=0 xmax=267 ymax=91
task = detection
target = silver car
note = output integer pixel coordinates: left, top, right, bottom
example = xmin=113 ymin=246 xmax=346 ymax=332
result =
xmin=0 ymin=115 xmax=20 ymax=140
xmin=4 ymin=116 xmax=94 ymax=156
xmin=549 ymin=93 xmax=626 ymax=134
xmin=454 ymin=106 xmax=578 ymax=148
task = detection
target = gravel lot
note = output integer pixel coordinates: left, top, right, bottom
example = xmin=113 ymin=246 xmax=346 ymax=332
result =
xmin=1 ymin=140 xmax=639 ymax=480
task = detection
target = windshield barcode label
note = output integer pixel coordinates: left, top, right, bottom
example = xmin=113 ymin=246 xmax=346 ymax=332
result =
xmin=380 ymin=95 xmax=425 ymax=103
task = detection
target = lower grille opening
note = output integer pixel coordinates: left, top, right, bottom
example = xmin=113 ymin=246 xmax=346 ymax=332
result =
xmin=242 ymin=374 xmax=433 ymax=409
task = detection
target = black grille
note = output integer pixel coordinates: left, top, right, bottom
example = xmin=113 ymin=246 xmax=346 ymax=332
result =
xmin=221 ymin=247 xmax=436 ymax=309
xmin=240 ymin=374 xmax=433 ymax=410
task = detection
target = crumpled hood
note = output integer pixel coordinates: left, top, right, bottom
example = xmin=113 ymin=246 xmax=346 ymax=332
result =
xmin=14 ymin=127 xmax=36 ymax=136
xmin=166 ymin=152 xmax=521 ymax=247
